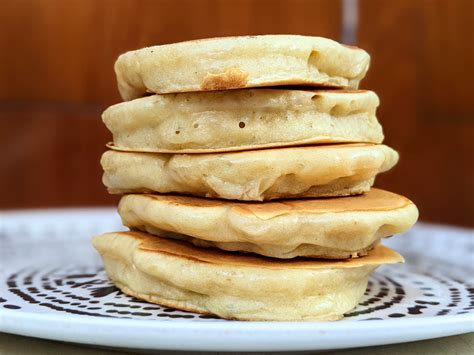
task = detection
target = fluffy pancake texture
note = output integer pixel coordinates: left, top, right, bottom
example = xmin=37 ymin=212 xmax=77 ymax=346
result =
xmin=92 ymin=231 xmax=403 ymax=321
xmin=115 ymin=35 xmax=370 ymax=100
xmin=117 ymin=189 xmax=419 ymax=259
xmin=103 ymin=89 xmax=382 ymax=153
xmin=102 ymin=144 xmax=399 ymax=201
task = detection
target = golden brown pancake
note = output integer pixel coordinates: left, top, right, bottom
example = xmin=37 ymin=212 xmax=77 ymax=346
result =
xmin=103 ymin=89 xmax=382 ymax=153
xmin=92 ymin=231 xmax=403 ymax=321
xmin=101 ymin=143 xmax=398 ymax=200
xmin=115 ymin=35 xmax=370 ymax=99
xmin=118 ymin=188 xmax=419 ymax=259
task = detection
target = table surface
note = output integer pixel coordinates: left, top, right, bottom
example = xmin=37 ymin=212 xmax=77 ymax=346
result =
xmin=0 ymin=332 xmax=472 ymax=355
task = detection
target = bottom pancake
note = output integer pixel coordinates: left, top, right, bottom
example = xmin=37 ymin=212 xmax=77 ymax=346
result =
xmin=92 ymin=231 xmax=404 ymax=321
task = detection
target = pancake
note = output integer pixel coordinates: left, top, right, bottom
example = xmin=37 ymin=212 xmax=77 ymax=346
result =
xmin=103 ymin=89 xmax=382 ymax=153
xmin=118 ymin=189 xmax=418 ymax=259
xmin=115 ymin=35 xmax=370 ymax=100
xmin=102 ymin=144 xmax=399 ymax=201
xmin=92 ymin=231 xmax=404 ymax=321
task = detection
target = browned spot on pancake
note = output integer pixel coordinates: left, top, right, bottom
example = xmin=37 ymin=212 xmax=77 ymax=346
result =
xmin=231 ymin=189 xmax=413 ymax=218
xmin=131 ymin=231 xmax=404 ymax=269
xmin=201 ymin=68 xmax=249 ymax=91
xmin=140 ymin=188 xmax=413 ymax=217
xmin=146 ymin=193 xmax=224 ymax=208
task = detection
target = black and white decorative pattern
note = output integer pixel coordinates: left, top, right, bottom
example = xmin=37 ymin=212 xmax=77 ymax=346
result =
xmin=2 ymin=262 xmax=473 ymax=321
xmin=1 ymin=209 xmax=473 ymax=322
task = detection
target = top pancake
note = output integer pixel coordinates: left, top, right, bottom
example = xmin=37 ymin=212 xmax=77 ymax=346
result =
xmin=115 ymin=35 xmax=370 ymax=99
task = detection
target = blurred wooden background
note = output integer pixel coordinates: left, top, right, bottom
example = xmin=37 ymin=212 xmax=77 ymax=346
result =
xmin=0 ymin=0 xmax=473 ymax=227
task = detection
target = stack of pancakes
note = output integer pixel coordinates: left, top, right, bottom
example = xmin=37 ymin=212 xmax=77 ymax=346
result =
xmin=93 ymin=35 xmax=419 ymax=321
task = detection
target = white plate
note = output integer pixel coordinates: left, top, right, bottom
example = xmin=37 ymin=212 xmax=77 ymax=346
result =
xmin=0 ymin=208 xmax=473 ymax=352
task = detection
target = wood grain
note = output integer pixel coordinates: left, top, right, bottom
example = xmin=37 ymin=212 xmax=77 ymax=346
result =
xmin=358 ymin=0 xmax=474 ymax=226
xmin=0 ymin=103 xmax=119 ymax=208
